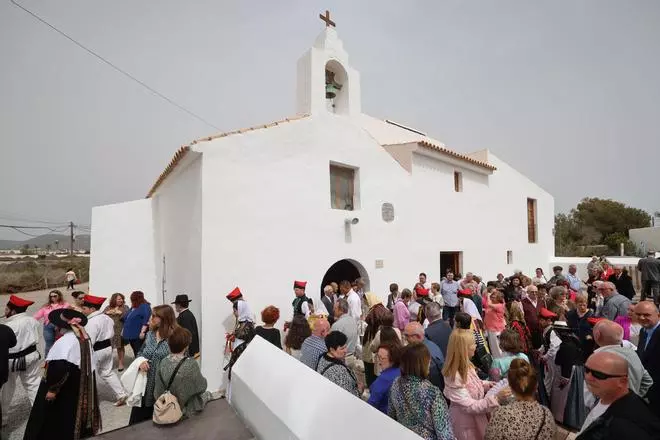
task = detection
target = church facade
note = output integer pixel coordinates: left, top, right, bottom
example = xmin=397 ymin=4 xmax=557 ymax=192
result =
xmin=90 ymin=21 xmax=554 ymax=390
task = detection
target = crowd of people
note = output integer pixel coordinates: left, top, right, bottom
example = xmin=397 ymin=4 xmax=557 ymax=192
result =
xmin=0 ymin=290 xmax=205 ymax=439
xmin=224 ymin=257 xmax=660 ymax=440
xmin=0 ymin=252 xmax=659 ymax=439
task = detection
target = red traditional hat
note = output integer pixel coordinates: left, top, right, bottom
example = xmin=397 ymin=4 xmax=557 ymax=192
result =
xmin=226 ymin=287 xmax=242 ymax=301
xmin=416 ymin=287 xmax=430 ymax=297
xmin=539 ymin=308 xmax=558 ymax=319
xmin=7 ymin=295 xmax=34 ymax=308
xmin=83 ymin=294 xmax=107 ymax=307
xmin=294 ymin=280 xmax=307 ymax=289
xmin=587 ymin=317 xmax=605 ymax=326
xmin=458 ymin=288 xmax=473 ymax=298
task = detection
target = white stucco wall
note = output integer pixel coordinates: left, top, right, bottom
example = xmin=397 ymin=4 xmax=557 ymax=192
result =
xmin=196 ymin=113 xmax=554 ymax=390
xmin=231 ymin=336 xmax=422 ymax=440
xmin=89 ymin=199 xmax=159 ymax=304
xmin=401 ymin=150 xmax=553 ymax=283
xmin=151 ymin=154 xmax=203 ymax=344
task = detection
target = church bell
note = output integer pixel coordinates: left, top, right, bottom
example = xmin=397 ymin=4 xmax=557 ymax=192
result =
xmin=326 ymin=84 xmax=339 ymax=99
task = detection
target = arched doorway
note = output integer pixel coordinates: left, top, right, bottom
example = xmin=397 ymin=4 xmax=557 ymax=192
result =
xmin=320 ymin=259 xmax=369 ymax=297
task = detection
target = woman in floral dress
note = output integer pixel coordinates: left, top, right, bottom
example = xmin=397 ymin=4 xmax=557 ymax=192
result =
xmin=128 ymin=304 xmax=174 ymax=425
xmin=103 ymin=293 xmax=129 ymax=371
xmin=388 ymin=343 xmax=453 ymax=440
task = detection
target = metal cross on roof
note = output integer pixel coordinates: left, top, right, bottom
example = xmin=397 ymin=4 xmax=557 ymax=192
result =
xmin=319 ymin=10 xmax=335 ymax=27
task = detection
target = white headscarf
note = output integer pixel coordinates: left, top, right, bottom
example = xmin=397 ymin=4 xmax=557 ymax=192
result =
xmin=236 ymin=300 xmax=254 ymax=323
xmin=462 ymin=298 xmax=482 ymax=323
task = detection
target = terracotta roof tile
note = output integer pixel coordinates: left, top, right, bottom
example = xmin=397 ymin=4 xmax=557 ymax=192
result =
xmin=190 ymin=114 xmax=309 ymax=145
xmin=146 ymin=146 xmax=191 ymax=198
xmin=147 ymin=115 xmax=309 ymax=198
xmin=417 ymin=140 xmax=497 ymax=171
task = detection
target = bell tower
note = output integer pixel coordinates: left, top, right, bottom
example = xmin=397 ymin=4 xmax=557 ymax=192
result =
xmin=296 ymin=10 xmax=362 ymax=116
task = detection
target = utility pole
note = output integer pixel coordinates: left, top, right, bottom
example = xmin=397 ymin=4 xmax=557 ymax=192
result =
xmin=69 ymin=221 xmax=75 ymax=256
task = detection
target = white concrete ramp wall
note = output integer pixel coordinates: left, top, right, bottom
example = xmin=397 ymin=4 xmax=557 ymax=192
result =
xmin=90 ymin=199 xmax=159 ymax=304
xmin=230 ymin=336 xmax=422 ymax=440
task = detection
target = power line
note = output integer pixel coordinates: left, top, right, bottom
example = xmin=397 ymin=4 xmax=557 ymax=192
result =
xmin=0 ymin=211 xmax=68 ymax=225
xmin=9 ymin=0 xmax=221 ymax=131
xmin=3 ymin=227 xmax=43 ymax=238
xmin=0 ymin=224 xmax=63 ymax=230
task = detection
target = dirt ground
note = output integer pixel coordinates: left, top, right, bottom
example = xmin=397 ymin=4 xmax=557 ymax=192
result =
xmin=0 ymin=284 xmax=133 ymax=440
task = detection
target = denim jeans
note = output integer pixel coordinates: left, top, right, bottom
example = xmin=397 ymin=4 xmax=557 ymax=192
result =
xmin=43 ymin=323 xmax=56 ymax=357
xmin=443 ymin=306 xmax=457 ymax=327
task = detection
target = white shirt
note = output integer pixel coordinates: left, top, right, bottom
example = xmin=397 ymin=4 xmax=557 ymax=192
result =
xmin=408 ymin=301 xmax=421 ymax=319
xmin=346 ymin=290 xmax=361 ymax=320
xmin=621 ymin=339 xmax=637 ymax=351
xmin=66 ymin=270 xmax=76 ymax=282
xmin=5 ymin=312 xmax=40 ymax=353
xmin=85 ymin=310 xmax=115 ymax=345
xmin=579 ymin=402 xmax=610 ymax=434
xmin=301 ymin=301 xmax=311 ymax=319
xmin=541 ymin=327 xmax=562 ymax=358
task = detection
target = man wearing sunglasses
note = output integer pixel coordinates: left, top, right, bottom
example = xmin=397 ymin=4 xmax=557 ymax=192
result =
xmin=578 ymin=351 xmax=660 ymax=439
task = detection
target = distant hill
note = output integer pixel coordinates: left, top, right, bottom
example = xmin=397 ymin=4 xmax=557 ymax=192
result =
xmin=0 ymin=234 xmax=91 ymax=251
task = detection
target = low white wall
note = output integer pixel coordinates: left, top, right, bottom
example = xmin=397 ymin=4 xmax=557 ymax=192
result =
xmin=550 ymin=256 xmax=643 ymax=292
xmin=90 ymin=199 xmax=159 ymax=304
xmin=231 ymin=336 xmax=422 ymax=440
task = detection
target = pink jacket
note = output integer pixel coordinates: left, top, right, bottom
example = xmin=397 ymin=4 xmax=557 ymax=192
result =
xmin=34 ymin=302 xmax=70 ymax=325
xmin=444 ymin=369 xmax=498 ymax=440
xmin=393 ymin=299 xmax=410 ymax=331
xmin=484 ymin=303 xmax=506 ymax=333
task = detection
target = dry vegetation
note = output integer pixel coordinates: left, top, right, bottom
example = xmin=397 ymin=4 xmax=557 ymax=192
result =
xmin=0 ymin=257 xmax=90 ymax=293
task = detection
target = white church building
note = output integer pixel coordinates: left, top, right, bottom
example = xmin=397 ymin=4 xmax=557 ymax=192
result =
xmin=90 ymin=18 xmax=554 ymax=391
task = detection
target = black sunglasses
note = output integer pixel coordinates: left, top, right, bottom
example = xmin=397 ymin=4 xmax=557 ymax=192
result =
xmin=584 ymin=366 xmax=626 ymax=381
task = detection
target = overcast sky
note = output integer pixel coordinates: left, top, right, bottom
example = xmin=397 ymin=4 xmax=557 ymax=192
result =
xmin=1 ymin=0 xmax=659 ymax=240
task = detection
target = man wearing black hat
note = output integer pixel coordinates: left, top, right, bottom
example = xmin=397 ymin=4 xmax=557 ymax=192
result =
xmin=173 ymin=294 xmax=199 ymax=357
xmin=24 ymin=308 xmax=101 ymax=440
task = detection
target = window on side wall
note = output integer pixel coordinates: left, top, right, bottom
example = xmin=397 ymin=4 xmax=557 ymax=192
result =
xmin=527 ymin=198 xmax=537 ymax=243
xmin=507 ymin=250 xmax=513 ymax=265
xmin=454 ymin=171 xmax=463 ymax=193
xmin=330 ymin=164 xmax=356 ymax=210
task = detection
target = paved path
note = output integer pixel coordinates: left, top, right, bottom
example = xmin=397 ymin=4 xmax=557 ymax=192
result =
xmin=1 ymin=285 xmax=133 ymax=440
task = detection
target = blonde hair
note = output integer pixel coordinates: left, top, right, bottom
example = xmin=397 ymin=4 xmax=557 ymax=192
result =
xmin=442 ymin=329 xmax=475 ymax=384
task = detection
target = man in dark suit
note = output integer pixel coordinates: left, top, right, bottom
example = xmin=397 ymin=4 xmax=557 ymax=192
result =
xmin=0 ymin=324 xmax=16 ymax=425
xmin=636 ymin=301 xmax=660 ymax=413
xmin=424 ymin=302 xmax=451 ymax=357
xmin=172 ymin=294 xmax=200 ymax=357
xmin=320 ymin=285 xmax=335 ymax=324
xmin=608 ymin=266 xmax=636 ymax=300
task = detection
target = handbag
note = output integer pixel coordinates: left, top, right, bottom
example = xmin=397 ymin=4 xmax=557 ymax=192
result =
xmin=153 ymin=357 xmax=188 ymax=425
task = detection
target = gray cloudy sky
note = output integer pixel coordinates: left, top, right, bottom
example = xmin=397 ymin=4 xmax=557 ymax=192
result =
xmin=1 ymin=0 xmax=659 ymax=240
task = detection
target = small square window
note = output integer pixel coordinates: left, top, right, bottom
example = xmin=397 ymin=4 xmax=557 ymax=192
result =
xmin=330 ymin=164 xmax=356 ymax=210
xmin=507 ymin=250 xmax=513 ymax=265
xmin=454 ymin=171 xmax=463 ymax=192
